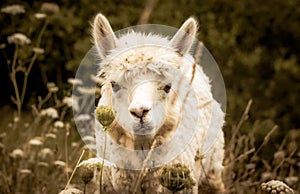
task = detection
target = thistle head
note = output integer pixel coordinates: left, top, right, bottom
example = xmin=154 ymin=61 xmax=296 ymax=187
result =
xmin=95 ymin=105 xmax=115 ymax=127
xmin=158 ymin=163 xmax=195 ymax=192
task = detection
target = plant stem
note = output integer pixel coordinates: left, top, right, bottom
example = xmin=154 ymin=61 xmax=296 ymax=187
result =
xmin=20 ymin=53 xmax=37 ymax=104
xmin=99 ymin=129 xmax=107 ymax=194
xmin=20 ymin=18 xmax=49 ymax=106
xmin=37 ymin=91 xmax=52 ymax=110
xmin=133 ymin=138 xmax=160 ymax=194
xmin=83 ymin=183 xmax=86 ymax=194
xmin=65 ymin=124 xmax=70 ymax=181
xmin=36 ymin=19 xmax=49 ymax=47
xmin=139 ymin=0 xmax=157 ymax=24
xmin=10 ymin=45 xmax=22 ymax=116
xmin=64 ymin=149 xmax=86 ymax=190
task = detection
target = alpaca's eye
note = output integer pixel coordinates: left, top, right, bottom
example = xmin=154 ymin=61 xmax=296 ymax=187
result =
xmin=163 ymin=83 xmax=172 ymax=93
xmin=111 ymin=81 xmax=121 ymax=92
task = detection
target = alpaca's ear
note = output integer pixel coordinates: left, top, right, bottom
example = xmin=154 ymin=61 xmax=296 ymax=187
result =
xmin=92 ymin=13 xmax=117 ymax=58
xmin=171 ymin=17 xmax=198 ymax=55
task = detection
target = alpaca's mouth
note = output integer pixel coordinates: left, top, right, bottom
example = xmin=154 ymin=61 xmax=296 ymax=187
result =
xmin=132 ymin=122 xmax=154 ymax=134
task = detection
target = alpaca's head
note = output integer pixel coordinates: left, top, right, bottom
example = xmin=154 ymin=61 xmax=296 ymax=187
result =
xmin=93 ymin=14 xmax=198 ymax=137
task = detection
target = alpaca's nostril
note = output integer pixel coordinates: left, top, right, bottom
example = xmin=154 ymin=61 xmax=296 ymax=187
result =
xmin=130 ymin=107 xmax=150 ymax=118
xmin=142 ymin=109 xmax=149 ymax=115
xmin=130 ymin=111 xmax=139 ymax=118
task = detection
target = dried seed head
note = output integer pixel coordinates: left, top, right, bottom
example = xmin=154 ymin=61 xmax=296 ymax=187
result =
xmin=34 ymin=13 xmax=47 ymax=20
xmin=63 ymin=97 xmax=73 ymax=107
xmin=1 ymin=4 xmax=25 ymax=15
xmin=19 ymin=169 xmax=32 ymax=174
xmin=54 ymin=121 xmax=64 ymax=128
xmin=80 ymin=166 xmax=94 ymax=184
xmin=40 ymin=107 xmax=58 ymax=119
xmin=261 ymin=180 xmax=294 ymax=194
xmin=158 ymin=163 xmax=195 ymax=192
xmin=77 ymin=86 xmax=95 ymax=95
xmin=95 ymin=105 xmax=115 ymax=127
xmin=79 ymin=158 xmax=102 ymax=169
xmin=54 ymin=160 xmax=66 ymax=167
xmin=79 ymin=157 xmax=116 ymax=168
xmin=10 ymin=148 xmax=24 ymax=159
xmin=38 ymin=148 xmax=54 ymax=161
xmin=67 ymin=78 xmax=82 ymax=85
xmin=29 ymin=138 xmax=43 ymax=146
xmin=7 ymin=33 xmax=31 ymax=45
xmin=45 ymin=133 xmax=57 ymax=139
xmin=58 ymin=188 xmax=83 ymax=194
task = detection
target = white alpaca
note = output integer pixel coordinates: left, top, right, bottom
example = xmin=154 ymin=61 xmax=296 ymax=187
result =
xmin=93 ymin=13 xmax=225 ymax=194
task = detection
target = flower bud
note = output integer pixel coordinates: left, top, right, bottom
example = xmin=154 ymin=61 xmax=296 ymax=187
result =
xmin=80 ymin=166 xmax=94 ymax=184
xmin=95 ymin=105 xmax=115 ymax=127
xmin=158 ymin=163 xmax=195 ymax=192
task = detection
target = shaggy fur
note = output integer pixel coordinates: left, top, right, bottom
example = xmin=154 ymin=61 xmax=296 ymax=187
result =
xmin=94 ymin=13 xmax=225 ymax=194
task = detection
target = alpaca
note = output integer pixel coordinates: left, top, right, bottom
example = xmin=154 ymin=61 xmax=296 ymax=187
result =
xmin=93 ymin=13 xmax=225 ymax=194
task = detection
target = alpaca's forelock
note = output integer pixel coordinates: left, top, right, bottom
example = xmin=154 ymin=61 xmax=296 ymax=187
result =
xmin=98 ymin=32 xmax=185 ymax=82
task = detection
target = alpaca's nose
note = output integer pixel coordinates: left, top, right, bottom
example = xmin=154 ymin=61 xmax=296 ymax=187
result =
xmin=129 ymin=106 xmax=150 ymax=119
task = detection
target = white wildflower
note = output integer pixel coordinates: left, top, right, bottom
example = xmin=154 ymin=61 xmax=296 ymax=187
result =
xmin=37 ymin=162 xmax=49 ymax=168
xmin=49 ymin=86 xmax=59 ymax=93
xmin=58 ymin=188 xmax=83 ymax=194
xmin=7 ymin=33 xmax=31 ymax=46
xmin=75 ymin=114 xmax=91 ymax=121
xmin=75 ymin=114 xmax=92 ymax=121
xmin=47 ymin=82 xmax=56 ymax=88
xmin=82 ymin=136 xmax=95 ymax=143
xmin=33 ymin=47 xmax=45 ymax=54
xmin=54 ymin=160 xmax=66 ymax=167
xmin=77 ymin=87 xmax=95 ymax=95
xmin=90 ymin=74 xmax=99 ymax=83
xmin=78 ymin=158 xmax=101 ymax=168
xmin=46 ymin=82 xmax=58 ymax=93
xmin=62 ymin=96 xmax=73 ymax=107
xmin=67 ymin=78 xmax=82 ymax=85
xmin=19 ymin=169 xmax=32 ymax=174
xmin=72 ymin=142 xmax=79 ymax=148
xmin=63 ymin=95 xmax=79 ymax=111
xmin=34 ymin=13 xmax=46 ymax=19
xmin=54 ymin=121 xmax=64 ymax=128
xmin=1 ymin=4 xmax=25 ymax=15
xmin=40 ymin=107 xmax=58 ymax=119
xmin=13 ymin=116 xmax=19 ymax=123
xmin=45 ymin=133 xmax=57 ymax=139
xmin=261 ymin=180 xmax=294 ymax=194
xmin=38 ymin=148 xmax=53 ymax=160
xmin=41 ymin=2 xmax=59 ymax=15
xmin=29 ymin=138 xmax=42 ymax=146
xmin=79 ymin=157 xmax=116 ymax=168
xmin=10 ymin=148 xmax=24 ymax=158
